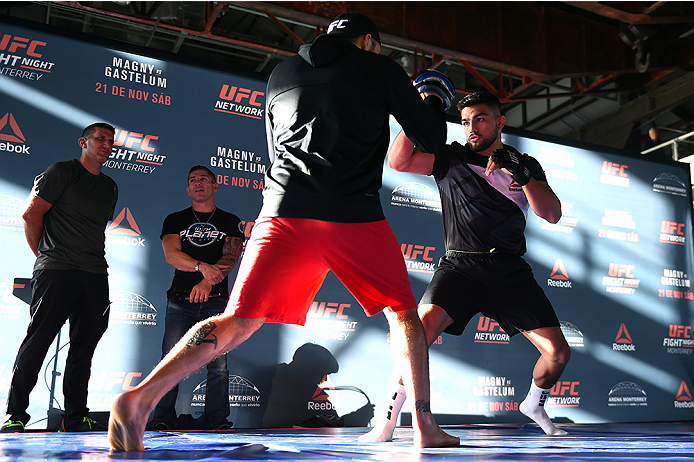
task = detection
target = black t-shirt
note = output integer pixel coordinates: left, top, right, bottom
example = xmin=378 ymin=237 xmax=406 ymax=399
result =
xmin=32 ymin=159 xmax=118 ymax=273
xmin=160 ymin=207 xmax=244 ymax=298
xmin=432 ymin=142 xmax=547 ymax=255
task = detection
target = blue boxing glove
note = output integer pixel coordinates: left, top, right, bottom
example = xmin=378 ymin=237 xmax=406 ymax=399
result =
xmin=491 ymin=146 xmax=532 ymax=186
xmin=413 ymin=69 xmax=455 ymax=111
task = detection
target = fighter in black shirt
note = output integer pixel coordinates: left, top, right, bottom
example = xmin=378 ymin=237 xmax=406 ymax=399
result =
xmin=361 ymin=91 xmax=571 ymax=441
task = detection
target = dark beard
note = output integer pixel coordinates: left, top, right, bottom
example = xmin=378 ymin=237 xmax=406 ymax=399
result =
xmin=468 ymin=127 xmax=499 ymax=153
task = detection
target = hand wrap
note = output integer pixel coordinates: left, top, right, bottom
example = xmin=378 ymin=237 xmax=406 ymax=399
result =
xmin=491 ymin=146 xmax=531 ymax=186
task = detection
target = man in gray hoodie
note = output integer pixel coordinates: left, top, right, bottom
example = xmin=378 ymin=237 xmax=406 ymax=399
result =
xmin=108 ymin=12 xmax=458 ymax=451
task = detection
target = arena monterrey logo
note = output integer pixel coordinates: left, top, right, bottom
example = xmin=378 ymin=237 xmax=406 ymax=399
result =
xmin=108 ymin=290 xmax=157 ymax=326
xmin=390 ymin=182 xmax=441 ymax=212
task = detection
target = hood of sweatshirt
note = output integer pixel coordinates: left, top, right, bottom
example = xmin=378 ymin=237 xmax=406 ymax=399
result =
xmin=297 ymin=34 xmax=356 ymax=68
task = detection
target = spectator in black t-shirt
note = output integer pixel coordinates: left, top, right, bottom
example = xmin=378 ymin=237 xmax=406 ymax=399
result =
xmin=2 ymin=123 xmax=118 ymax=433
xmin=149 ymin=165 xmax=245 ymax=431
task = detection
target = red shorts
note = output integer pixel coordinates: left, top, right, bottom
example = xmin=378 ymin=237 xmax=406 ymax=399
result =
xmin=227 ymin=217 xmax=416 ymax=325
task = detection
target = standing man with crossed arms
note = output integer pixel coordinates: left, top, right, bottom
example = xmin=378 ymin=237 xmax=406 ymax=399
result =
xmin=109 ymin=12 xmax=458 ymax=450
xmin=361 ymin=91 xmax=571 ymax=442
xmin=150 ymin=165 xmax=245 ymax=431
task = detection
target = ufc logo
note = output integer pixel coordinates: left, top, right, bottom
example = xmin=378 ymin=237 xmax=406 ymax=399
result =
xmin=0 ymin=34 xmax=46 ymax=57
xmin=401 ymin=244 xmax=435 ymax=261
xmin=113 ymin=130 xmax=157 ymax=152
xmin=608 ymin=263 xmax=635 ymax=278
xmin=477 ymin=316 xmax=503 ymax=333
xmin=219 ymin=85 xmax=264 ymax=106
xmin=550 ymin=381 xmax=579 ymax=396
xmin=327 ymin=19 xmax=349 ymax=34
xmin=662 ymin=221 xmax=685 ymax=235
xmin=602 ymin=161 xmax=628 ymax=177
xmin=669 ymin=325 xmax=692 ymax=338
xmin=309 ymin=301 xmax=349 ymax=319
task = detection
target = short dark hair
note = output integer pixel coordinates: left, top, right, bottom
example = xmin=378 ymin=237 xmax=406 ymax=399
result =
xmin=188 ymin=165 xmax=216 ymax=183
xmin=456 ymin=91 xmax=502 ymax=117
xmin=82 ymin=122 xmax=115 ymax=138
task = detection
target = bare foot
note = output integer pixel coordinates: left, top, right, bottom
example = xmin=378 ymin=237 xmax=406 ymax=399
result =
xmin=108 ymin=391 xmax=148 ymax=451
xmin=412 ymin=411 xmax=460 ymax=448
xmin=415 ymin=426 xmax=460 ymax=448
xmin=358 ymin=425 xmax=394 ymax=443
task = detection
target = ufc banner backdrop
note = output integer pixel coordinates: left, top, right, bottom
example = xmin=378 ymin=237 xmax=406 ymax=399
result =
xmin=0 ymin=17 xmax=692 ymax=430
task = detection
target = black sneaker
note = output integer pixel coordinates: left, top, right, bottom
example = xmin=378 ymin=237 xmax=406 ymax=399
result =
xmin=0 ymin=419 xmax=26 ymax=433
xmin=212 ymin=420 xmax=233 ymax=430
xmin=60 ymin=416 xmax=107 ymax=432
xmin=152 ymin=421 xmax=171 ymax=431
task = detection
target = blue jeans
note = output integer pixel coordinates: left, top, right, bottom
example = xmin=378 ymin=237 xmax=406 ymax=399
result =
xmin=151 ymin=296 xmax=229 ymax=429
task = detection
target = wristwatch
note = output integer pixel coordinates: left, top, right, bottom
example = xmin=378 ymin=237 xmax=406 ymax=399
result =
xmin=195 ymin=261 xmax=201 ymax=272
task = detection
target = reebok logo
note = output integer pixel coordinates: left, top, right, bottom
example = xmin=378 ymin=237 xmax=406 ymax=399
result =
xmin=613 ymin=323 xmax=635 ymax=351
xmin=615 ymin=323 xmax=633 ymax=343
xmin=676 ymin=382 xmax=693 ymax=401
xmin=214 ymin=84 xmax=265 ymax=119
xmin=675 ymin=381 xmax=694 ymax=408
xmin=0 ymin=113 xmax=30 ymax=154
xmin=308 ymin=376 xmax=339 ymax=412
xmin=0 ymin=113 xmax=25 ymax=142
xmin=547 ymin=259 xmax=571 ymax=288
xmin=106 ymin=207 xmax=146 ymax=247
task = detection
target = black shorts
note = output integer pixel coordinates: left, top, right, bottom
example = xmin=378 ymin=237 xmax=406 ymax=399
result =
xmin=420 ymin=252 xmax=559 ymax=337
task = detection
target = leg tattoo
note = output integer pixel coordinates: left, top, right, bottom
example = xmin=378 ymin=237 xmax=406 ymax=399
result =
xmin=414 ymin=400 xmax=431 ymax=413
xmin=185 ymin=321 xmax=218 ymax=349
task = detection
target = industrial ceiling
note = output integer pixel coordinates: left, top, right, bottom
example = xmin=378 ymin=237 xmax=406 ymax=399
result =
xmin=3 ymin=1 xmax=694 ymax=170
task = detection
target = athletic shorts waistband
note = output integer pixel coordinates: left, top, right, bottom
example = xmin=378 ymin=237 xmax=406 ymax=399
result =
xmin=445 ymin=250 xmax=519 ymax=259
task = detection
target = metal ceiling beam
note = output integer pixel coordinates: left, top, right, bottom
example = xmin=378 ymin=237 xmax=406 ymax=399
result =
xmin=563 ymin=71 xmax=694 ymax=147
xmin=50 ymin=1 xmax=296 ymax=56
xmin=562 ymin=1 xmax=694 ymax=25
xmin=237 ymin=1 xmax=640 ymax=80
xmin=19 ymin=1 xmax=692 ymax=116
